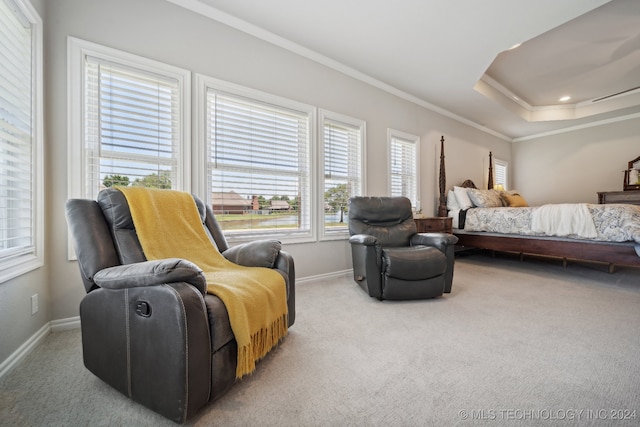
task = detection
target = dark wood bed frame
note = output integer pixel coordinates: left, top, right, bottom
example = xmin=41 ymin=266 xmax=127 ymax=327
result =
xmin=454 ymin=230 xmax=640 ymax=273
xmin=438 ymin=139 xmax=640 ymax=272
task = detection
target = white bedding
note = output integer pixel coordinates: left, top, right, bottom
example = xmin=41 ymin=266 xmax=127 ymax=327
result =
xmin=449 ymin=208 xmax=461 ymax=229
xmin=531 ymin=203 xmax=597 ymax=239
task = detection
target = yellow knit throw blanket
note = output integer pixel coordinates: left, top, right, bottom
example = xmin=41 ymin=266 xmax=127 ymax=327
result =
xmin=117 ymin=187 xmax=288 ymax=379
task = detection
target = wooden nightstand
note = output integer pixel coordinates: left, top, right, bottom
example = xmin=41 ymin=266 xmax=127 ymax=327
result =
xmin=414 ymin=217 xmax=452 ymax=234
xmin=597 ymin=190 xmax=640 ymax=206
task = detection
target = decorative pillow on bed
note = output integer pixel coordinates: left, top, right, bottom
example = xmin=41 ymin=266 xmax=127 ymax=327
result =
xmin=453 ymin=186 xmax=473 ymax=210
xmin=502 ymin=192 xmax=528 ymax=207
xmin=467 ymin=188 xmax=503 ymax=208
xmin=447 ymin=190 xmax=461 ymax=210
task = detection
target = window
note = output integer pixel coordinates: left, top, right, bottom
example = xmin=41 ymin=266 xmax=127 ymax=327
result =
xmin=0 ymin=0 xmax=43 ymax=282
xmin=320 ymin=110 xmax=365 ymax=239
xmin=388 ymin=129 xmax=420 ymax=209
xmin=198 ymin=75 xmax=315 ymax=243
xmin=68 ymin=37 xmax=191 ymax=201
xmin=494 ymin=158 xmax=508 ymax=190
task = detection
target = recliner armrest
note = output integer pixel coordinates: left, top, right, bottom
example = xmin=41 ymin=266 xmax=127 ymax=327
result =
xmin=222 ymin=239 xmax=282 ymax=268
xmin=93 ymin=258 xmax=207 ymax=294
xmin=411 ymin=233 xmax=458 ymax=251
xmin=349 ymin=234 xmax=379 ymax=246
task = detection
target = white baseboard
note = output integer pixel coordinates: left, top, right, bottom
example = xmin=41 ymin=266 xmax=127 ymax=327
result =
xmin=0 ymin=316 xmax=81 ymax=380
xmin=0 ymin=322 xmax=51 ymax=379
xmin=297 ymin=269 xmax=352 ymax=284
xmin=51 ymin=316 xmax=81 ymax=332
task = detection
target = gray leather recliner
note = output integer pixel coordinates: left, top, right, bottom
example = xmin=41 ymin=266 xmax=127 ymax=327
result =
xmin=65 ymin=188 xmax=295 ymax=423
xmin=348 ymin=196 xmax=457 ymax=300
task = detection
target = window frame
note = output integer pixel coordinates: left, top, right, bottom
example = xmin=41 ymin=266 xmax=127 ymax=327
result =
xmin=67 ymin=37 xmax=191 ymax=259
xmin=388 ymin=128 xmax=420 ymax=210
xmin=195 ymin=74 xmax=317 ymax=245
xmin=67 ymin=37 xmax=192 ymax=201
xmin=0 ymin=0 xmax=44 ymax=283
xmin=318 ymin=109 xmax=366 ymax=241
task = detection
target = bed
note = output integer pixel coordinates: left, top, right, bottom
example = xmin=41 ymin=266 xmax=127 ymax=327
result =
xmin=437 ymin=143 xmax=640 ymax=272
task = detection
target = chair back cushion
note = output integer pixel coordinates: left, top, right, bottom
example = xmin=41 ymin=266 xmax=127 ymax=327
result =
xmin=348 ymin=197 xmax=416 ymax=247
xmin=65 ymin=198 xmax=121 ymax=293
xmin=97 ymin=188 xmax=226 ymax=265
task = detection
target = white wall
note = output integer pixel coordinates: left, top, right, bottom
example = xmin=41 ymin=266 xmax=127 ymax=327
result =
xmin=3 ymin=0 xmax=510 ymax=364
xmin=512 ymin=117 xmax=640 ymax=206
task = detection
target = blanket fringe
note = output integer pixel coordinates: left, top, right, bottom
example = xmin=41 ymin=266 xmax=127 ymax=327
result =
xmin=236 ymin=314 xmax=289 ymax=379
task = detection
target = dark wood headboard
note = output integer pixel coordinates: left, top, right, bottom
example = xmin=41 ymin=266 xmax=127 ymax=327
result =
xmin=487 ymin=151 xmax=493 ymax=190
xmin=438 ymin=136 xmax=447 ymax=217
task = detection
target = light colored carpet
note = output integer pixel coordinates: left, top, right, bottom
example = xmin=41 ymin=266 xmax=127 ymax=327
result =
xmin=1 ymin=253 xmax=639 ymax=426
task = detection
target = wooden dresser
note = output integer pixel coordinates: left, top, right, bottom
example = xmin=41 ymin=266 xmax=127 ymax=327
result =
xmin=597 ymin=190 xmax=640 ymax=205
xmin=414 ymin=217 xmax=452 ymax=233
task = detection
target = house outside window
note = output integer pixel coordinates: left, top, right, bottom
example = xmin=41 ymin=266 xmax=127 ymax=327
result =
xmin=198 ymin=75 xmax=315 ymax=244
xmin=320 ymin=110 xmax=365 ymax=239
xmin=0 ymin=0 xmax=43 ymax=282
xmin=388 ymin=129 xmax=420 ymax=210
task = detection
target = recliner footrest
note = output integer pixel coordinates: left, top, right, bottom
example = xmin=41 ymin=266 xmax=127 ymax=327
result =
xmin=382 ymin=246 xmax=446 ymax=280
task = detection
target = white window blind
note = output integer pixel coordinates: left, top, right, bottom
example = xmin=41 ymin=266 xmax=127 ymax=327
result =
xmin=389 ymin=130 xmax=419 ymax=208
xmin=494 ymin=158 xmax=508 ymax=190
xmin=82 ymin=57 xmax=182 ymax=199
xmin=0 ymin=0 xmax=42 ymax=280
xmin=321 ymin=112 xmax=364 ymax=236
xmin=206 ymin=90 xmax=312 ymax=239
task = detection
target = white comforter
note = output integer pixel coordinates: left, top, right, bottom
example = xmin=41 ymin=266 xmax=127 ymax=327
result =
xmin=451 ymin=203 xmax=640 ymax=244
xmin=531 ymin=203 xmax=597 ymax=239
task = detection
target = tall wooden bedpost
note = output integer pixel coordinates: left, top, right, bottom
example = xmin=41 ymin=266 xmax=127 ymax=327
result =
xmin=438 ymin=136 xmax=447 ymax=217
xmin=487 ymin=151 xmax=494 ymax=190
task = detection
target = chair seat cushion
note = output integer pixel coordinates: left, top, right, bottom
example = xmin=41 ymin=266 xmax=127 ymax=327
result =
xmin=382 ymin=246 xmax=446 ymax=280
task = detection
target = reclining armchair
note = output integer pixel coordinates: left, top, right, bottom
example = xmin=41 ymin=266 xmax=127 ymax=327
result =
xmin=348 ymin=196 xmax=457 ymax=300
xmin=65 ymin=188 xmax=295 ymax=423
